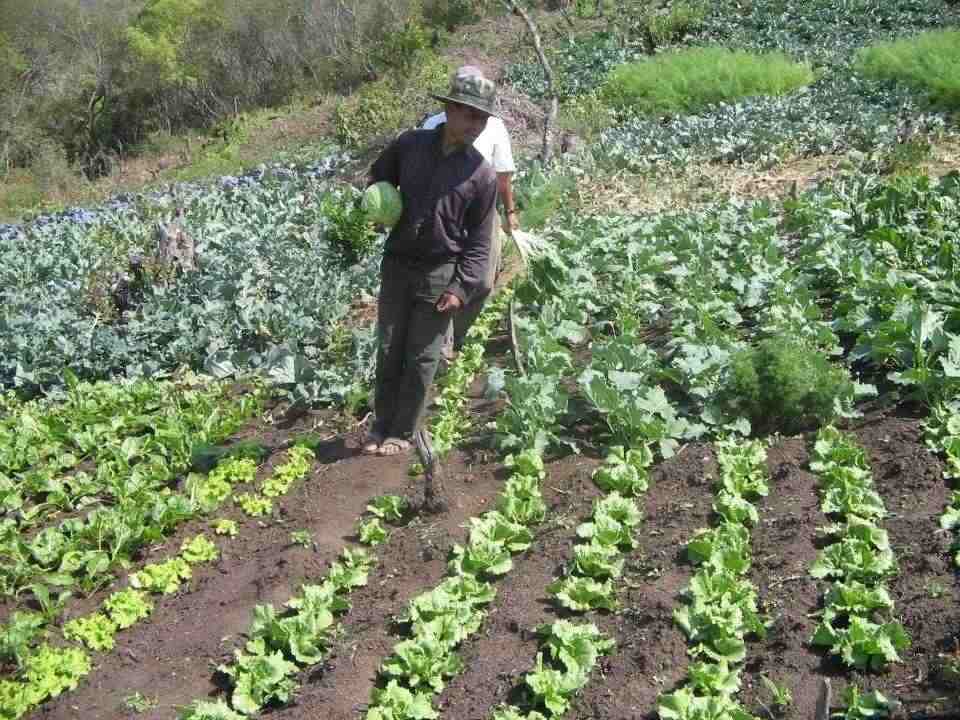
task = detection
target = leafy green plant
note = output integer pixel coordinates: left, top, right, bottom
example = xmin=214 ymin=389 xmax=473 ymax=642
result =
xmin=22 ymin=643 xmax=91 ymax=703
xmin=687 ymin=522 xmax=752 ymax=574
xmin=592 ymin=445 xmax=653 ymax=497
xmin=213 ymin=518 xmax=239 ymax=537
xmin=261 ymin=446 xmax=315 ymax=498
xmin=812 ymin=616 xmax=910 ymax=670
xmin=572 ymin=541 xmax=624 ymax=580
xmin=0 ymin=612 xmax=46 ymax=669
xmin=497 ymin=473 xmax=548 ymax=526
xmin=514 ymin=622 xmax=615 ymax=718
xmin=603 ymin=47 xmax=814 ymax=117
xmin=367 ymin=495 xmax=408 ymax=523
xmin=761 ymin=675 xmax=793 ymax=711
xmin=180 ymin=535 xmax=219 ymax=565
xmin=674 ymin=567 xmax=767 ymax=663
xmin=448 ymin=539 xmax=513 ymax=578
xmin=381 ymin=630 xmax=464 ymax=693
xmin=236 ymin=493 xmax=272 ymax=517
xmin=658 ymin=686 xmax=754 ymax=720
xmin=358 ymin=518 xmax=389 ymax=546
xmin=220 ymin=649 xmax=298 ymax=715
xmin=716 ymin=337 xmax=857 ymax=435
xmin=548 ymin=575 xmax=618 ymax=612
xmin=130 ymin=557 xmax=192 ymax=595
xmin=290 ymin=530 xmax=313 ymax=548
xmin=837 ymin=685 xmax=894 ymax=719
xmin=103 ymin=589 xmax=153 ymax=629
xmin=178 ymin=699 xmax=245 ymax=720
xmin=366 ymin=679 xmax=438 ymax=720
xmin=190 ymin=458 xmax=258 ymax=513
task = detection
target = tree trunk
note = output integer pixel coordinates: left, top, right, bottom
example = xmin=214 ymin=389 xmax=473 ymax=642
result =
xmin=501 ymin=0 xmax=558 ymax=165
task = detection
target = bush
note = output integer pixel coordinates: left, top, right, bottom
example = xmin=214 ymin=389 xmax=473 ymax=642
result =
xmin=645 ymin=2 xmax=707 ymax=47
xmin=332 ymin=53 xmax=449 ymax=148
xmin=716 ymin=337 xmax=855 ymax=436
xmin=856 ymin=30 xmax=960 ymax=112
xmin=603 ymin=47 xmax=815 ymax=117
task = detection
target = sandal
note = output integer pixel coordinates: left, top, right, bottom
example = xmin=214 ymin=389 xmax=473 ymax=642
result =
xmin=361 ymin=430 xmax=384 ymax=455
xmin=377 ymin=437 xmax=412 ymax=456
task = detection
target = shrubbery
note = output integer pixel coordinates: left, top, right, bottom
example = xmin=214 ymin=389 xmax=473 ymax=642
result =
xmin=716 ymin=337 xmax=855 ymax=436
xmin=332 ymin=54 xmax=450 ymax=149
xmin=857 ymin=30 xmax=960 ymax=111
xmin=603 ymin=47 xmax=815 ymax=117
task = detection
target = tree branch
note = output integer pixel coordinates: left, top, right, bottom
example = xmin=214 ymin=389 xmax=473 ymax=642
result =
xmin=500 ymin=0 xmax=558 ymax=165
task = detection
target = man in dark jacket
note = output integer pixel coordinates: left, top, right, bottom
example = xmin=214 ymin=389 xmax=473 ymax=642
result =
xmin=363 ymin=67 xmax=499 ymax=456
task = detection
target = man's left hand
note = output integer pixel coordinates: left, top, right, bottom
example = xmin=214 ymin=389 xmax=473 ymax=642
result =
xmin=436 ymin=292 xmax=463 ymax=313
xmin=503 ymin=211 xmax=520 ymax=235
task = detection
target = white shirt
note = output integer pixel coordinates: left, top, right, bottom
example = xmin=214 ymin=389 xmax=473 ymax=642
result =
xmin=422 ymin=112 xmax=516 ymax=174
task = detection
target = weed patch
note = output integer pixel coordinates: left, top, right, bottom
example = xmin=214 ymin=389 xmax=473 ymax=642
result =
xmin=603 ymin=47 xmax=814 ymax=117
xmin=857 ymin=30 xmax=960 ymax=111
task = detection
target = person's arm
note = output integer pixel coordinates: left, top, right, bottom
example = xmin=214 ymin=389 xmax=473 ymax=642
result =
xmin=368 ymin=135 xmax=403 ymax=187
xmin=497 ymin=172 xmax=519 ymax=233
xmin=490 ymin=119 xmax=519 ymax=233
xmin=438 ymin=172 xmax=498 ymax=311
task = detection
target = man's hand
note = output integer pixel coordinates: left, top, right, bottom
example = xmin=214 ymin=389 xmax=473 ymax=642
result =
xmin=503 ymin=210 xmax=520 ymax=235
xmin=436 ymin=292 xmax=463 ymax=313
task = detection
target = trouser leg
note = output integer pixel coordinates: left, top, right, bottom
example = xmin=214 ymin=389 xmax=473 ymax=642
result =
xmin=388 ymin=263 xmax=454 ymax=438
xmin=374 ymin=258 xmax=411 ymax=436
xmin=453 ymin=222 xmax=501 ymax=349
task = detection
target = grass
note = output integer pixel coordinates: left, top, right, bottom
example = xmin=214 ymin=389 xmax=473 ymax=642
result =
xmin=857 ymin=30 xmax=960 ymax=112
xmin=603 ymin=46 xmax=815 ymax=117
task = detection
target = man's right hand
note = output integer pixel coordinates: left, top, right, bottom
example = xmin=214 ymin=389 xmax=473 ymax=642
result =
xmin=436 ymin=292 xmax=463 ymax=313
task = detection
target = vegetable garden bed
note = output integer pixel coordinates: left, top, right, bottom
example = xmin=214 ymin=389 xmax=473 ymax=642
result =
xmin=15 ymin=397 xmax=955 ymax=720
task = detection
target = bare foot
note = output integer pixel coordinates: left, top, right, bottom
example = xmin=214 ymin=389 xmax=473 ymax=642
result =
xmin=377 ymin=437 xmax=411 ymax=456
xmin=361 ymin=430 xmax=384 ymax=455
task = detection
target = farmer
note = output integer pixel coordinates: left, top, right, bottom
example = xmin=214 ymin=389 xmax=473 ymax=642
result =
xmin=363 ymin=66 xmax=499 ymax=456
xmin=421 ymin=66 xmax=519 ymax=359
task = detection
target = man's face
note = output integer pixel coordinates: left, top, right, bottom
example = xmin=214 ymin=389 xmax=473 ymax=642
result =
xmin=444 ymin=102 xmax=489 ymax=147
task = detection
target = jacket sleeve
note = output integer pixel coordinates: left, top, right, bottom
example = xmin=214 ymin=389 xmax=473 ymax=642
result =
xmin=369 ymin=135 xmax=403 ymax=186
xmin=446 ymin=168 xmax=498 ymax=304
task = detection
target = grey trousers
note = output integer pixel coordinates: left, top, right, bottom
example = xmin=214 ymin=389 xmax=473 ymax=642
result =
xmin=373 ymin=256 xmax=454 ymax=439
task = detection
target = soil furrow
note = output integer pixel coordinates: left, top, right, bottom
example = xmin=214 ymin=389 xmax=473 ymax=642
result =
xmin=562 ymin=442 xmax=717 ymax=720
xmin=854 ymin=418 xmax=960 ymax=714
xmin=265 ymin=443 xmax=511 ymax=720
xmin=738 ymin=436 xmax=828 ymax=718
xmin=435 ymin=456 xmax=602 ymax=720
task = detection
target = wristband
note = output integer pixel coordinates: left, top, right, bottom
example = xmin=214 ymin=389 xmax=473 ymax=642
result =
xmin=507 ymin=209 xmax=517 ymax=215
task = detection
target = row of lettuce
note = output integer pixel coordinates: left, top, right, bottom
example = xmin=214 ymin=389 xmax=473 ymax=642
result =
xmin=0 ymin=418 xmax=323 ymax=719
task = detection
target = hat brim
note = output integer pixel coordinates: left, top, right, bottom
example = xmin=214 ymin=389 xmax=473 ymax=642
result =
xmin=431 ymin=93 xmax=499 ymax=120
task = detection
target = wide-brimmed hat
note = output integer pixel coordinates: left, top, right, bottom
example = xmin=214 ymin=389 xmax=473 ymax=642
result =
xmin=431 ymin=66 xmax=499 ymax=118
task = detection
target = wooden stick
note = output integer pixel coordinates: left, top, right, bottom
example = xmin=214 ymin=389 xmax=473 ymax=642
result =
xmin=500 ymin=0 xmax=558 ymax=164
xmin=508 ymin=298 xmax=526 ymax=377
xmin=815 ymin=679 xmax=831 ymax=720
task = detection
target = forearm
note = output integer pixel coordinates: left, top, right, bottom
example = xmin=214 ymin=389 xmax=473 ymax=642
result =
xmin=497 ymin=172 xmax=515 ymax=213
